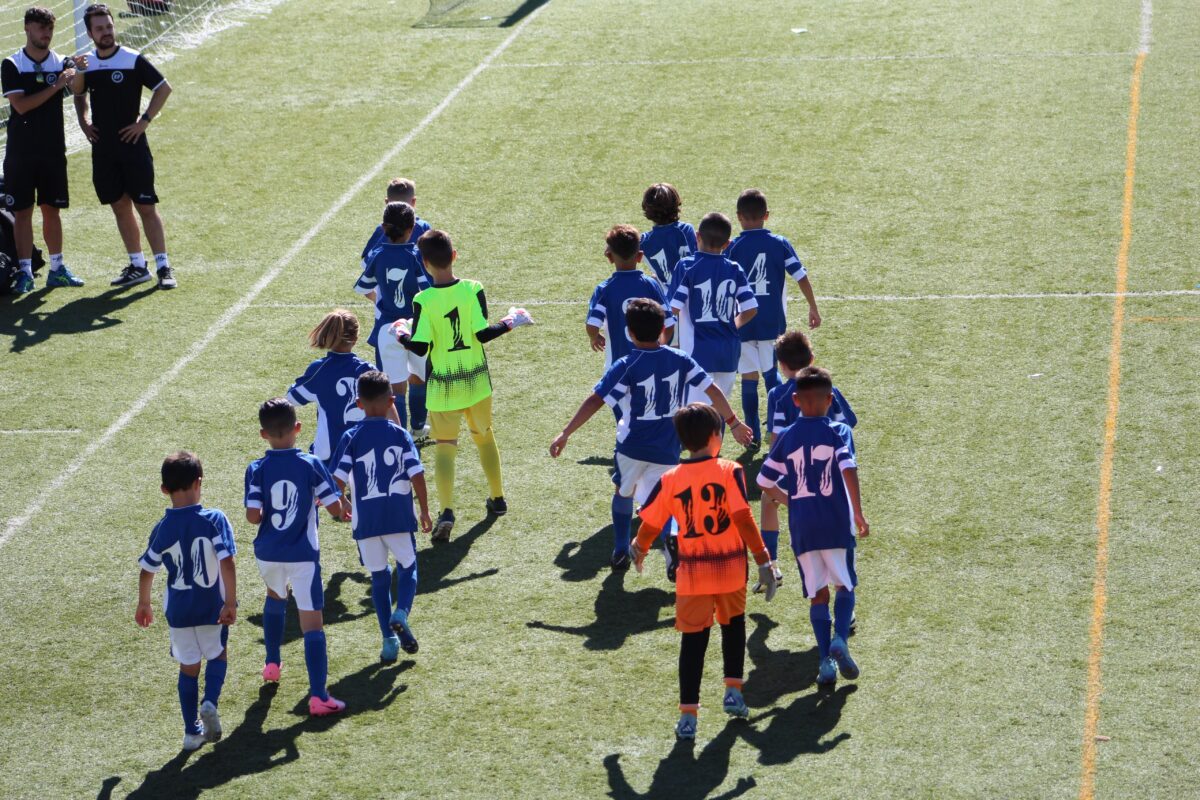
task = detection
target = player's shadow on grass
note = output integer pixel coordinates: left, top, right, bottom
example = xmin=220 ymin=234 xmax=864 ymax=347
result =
xmin=576 ymin=454 xmax=615 ymax=468
xmin=742 ymin=684 xmax=858 ymax=763
xmin=733 ymin=447 xmax=766 ymax=502
xmin=742 ymin=613 xmax=820 ymax=708
xmin=499 ymin=0 xmax=551 ymax=26
xmin=245 ymin=571 xmax=373 ymax=648
xmin=554 ymin=523 xmax=615 ymax=582
xmin=106 ymin=661 xmax=411 ymax=800
xmin=419 ymin=516 xmax=499 ymax=594
xmin=527 ymin=568 xmax=673 ymax=650
xmin=604 ymin=726 xmax=755 ymax=800
xmin=0 ymin=285 xmax=158 ymax=353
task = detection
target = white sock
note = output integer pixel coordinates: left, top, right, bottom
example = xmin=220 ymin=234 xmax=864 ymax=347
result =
xmin=49 ymin=253 xmax=64 ymax=272
xmin=18 ymin=259 xmax=33 ymax=278
xmin=154 ymin=253 xmax=170 ymax=270
xmin=129 ymin=252 xmax=146 ymax=269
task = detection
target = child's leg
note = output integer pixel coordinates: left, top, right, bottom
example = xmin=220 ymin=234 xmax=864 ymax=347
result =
xmin=833 ymin=584 xmax=855 ymax=641
xmin=262 ymin=590 xmax=287 ymax=666
xmin=394 ymin=559 xmax=418 ymax=616
xmin=203 ymin=648 xmax=228 ymax=708
xmin=760 ymin=498 xmax=780 ymax=562
xmin=809 ymin=587 xmax=832 ymax=659
xmin=392 ymin=381 xmax=409 ymax=429
xmin=430 ymin=410 xmax=460 ymax=510
xmin=296 ymin=562 xmax=332 ymax=702
xmin=408 ymin=374 xmax=427 ymax=432
xmin=720 ymin=613 xmax=747 ymax=688
xmin=679 ymin=625 xmax=712 ymax=712
xmin=464 ymin=396 xmax=503 ymax=500
xmin=740 ymin=371 xmax=760 ymax=442
xmin=178 ymin=661 xmax=202 ymax=734
xmin=370 ymin=566 xmax=393 ymax=637
xmin=611 ymin=491 xmax=633 ymax=557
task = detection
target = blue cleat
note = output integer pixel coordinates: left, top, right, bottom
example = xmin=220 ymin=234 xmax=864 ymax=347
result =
xmin=380 ymin=636 xmax=400 ymax=663
xmin=723 ymin=687 xmax=749 ymax=718
xmin=13 ymin=272 xmax=35 ymax=294
xmin=829 ymin=636 xmax=859 ymax=679
xmin=817 ymin=656 xmax=838 ymax=686
xmin=45 ymin=266 xmax=84 ymax=287
xmin=390 ymin=608 xmax=419 ymax=654
xmin=675 ymin=712 xmax=697 ymax=740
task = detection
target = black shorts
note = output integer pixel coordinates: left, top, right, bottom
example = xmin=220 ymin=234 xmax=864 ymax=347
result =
xmin=92 ymin=141 xmax=158 ymax=205
xmin=2 ymin=151 xmax=69 ymax=212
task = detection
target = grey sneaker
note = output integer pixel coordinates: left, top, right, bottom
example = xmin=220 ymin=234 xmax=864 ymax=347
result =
xmin=156 ymin=265 xmax=177 ymax=289
xmin=182 ymin=727 xmax=206 ymax=751
xmin=111 ymin=264 xmax=151 ymax=287
xmin=675 ymin=712 xmax=697 ymax=740
xmin=199 ymin=700 xmax=222 ymax=742
xmin=432 ymin=509 xmax=454 ymax=542
xmin=723 ymin=687 xmax=749 ymax=718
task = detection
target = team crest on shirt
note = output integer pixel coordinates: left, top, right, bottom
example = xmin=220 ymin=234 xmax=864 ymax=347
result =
xmin=45 ymin=73 xmax=57 ymax=85
xmin=3 ymin=195 xmax=13 ymax=208
xmin=111 ymin=71 xmax=124 ymax=84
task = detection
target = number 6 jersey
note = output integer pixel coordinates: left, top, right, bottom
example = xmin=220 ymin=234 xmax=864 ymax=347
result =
xmin=138 ymin=505 xmax=236 ymax=628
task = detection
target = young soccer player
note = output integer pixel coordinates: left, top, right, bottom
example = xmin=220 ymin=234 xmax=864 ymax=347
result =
xmin=639 ymin=183 xmax=697 ymax=290
xmin=395 ymin=229 xmax=534 ymax=540
xmin=360 ymin=177 xmax=432 ymax=264
xmin=727 ymin=189 xmax=822 ymax=445
xmin=136 ymin=451 xmax=238 ymax=751
xmin=331 ymin=370 xmax=433 ymax=662
xmin=355 ymin=201 xmax=430 ymax=433
xmin=757 ymin=367 xmax=869 ymax=686
xmin=628 ymin=404 xmax=778 ymax=739
xmin=287 ymin=309 xmax=399 ymax=468
xmin=670 ymin=212 xmax=759 ymax=409
xmin=244 ymin=398 xmax=348 ymax=716
xmin=550 ymin=299 xmax=753 ymax=569
xmin=586 ymin=224 xmax=674 ymax=369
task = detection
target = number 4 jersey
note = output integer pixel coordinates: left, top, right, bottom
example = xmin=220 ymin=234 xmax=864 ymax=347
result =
xmin=138 ymin=505 xmax=237 ymax=628
xmin=331 ymin=418 xmax=424 ymax=540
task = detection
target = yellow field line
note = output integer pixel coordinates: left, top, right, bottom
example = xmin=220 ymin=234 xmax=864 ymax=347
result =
xmin=1079 ymin=49 xmax=1147 ymax=800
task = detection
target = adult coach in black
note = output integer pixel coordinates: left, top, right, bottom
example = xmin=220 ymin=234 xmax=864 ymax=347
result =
xmin=71 ymin=3 xmax=175 ymax=289
xmin=2 ymin=7 xmax=86 ymax=293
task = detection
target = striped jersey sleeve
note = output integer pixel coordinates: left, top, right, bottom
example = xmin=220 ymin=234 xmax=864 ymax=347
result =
xmin=683 ymin=353 xmax=714 ymax=391
xmin=308 ymin=457 xmax=341 ymax=507
xmin=593 ymin=359 xmax=631 ymax=408
xmin=835 ymin=442 xmax=856 ymax=471
xmin=244 ymin=462 xmax=263 ymax=509
xmin=207 ymin=509 xmax=237 ymax=558
xmin=732 ymin=265 xmax=759 ymax=312
xmin=331 ymin=429 xmax=355 ymax=484
xmin=354 ymin=257 xmax=378 ymax=295
xmin=757 ymin=453 xmax=788 ymax=489
xmin=286 ymin=357 xmax=324 ymax=406
xmin=138 ymin=521 xmax=167 ymax=572
xmin=586 ymin=284 xmax=605 ymax=328
xmin=401 ymin=436 xmax=424 ymax=478
xmin=782 ymin=238 xmax=807 ymax=282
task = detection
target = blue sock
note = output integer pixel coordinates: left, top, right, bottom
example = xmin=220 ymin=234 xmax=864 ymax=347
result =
xmin=741 ymin=378 xmax=760 ymax=441
xmin=263 ymin=596 xmax=286 ymax=665
xmin=303 ymin=630 xmax=329 ymax=701
xmin=203 ymin=659 xmax=227 ymax=707
xmin=395 ymin=560 xmax=418 ymax=615
xmin=370 ymin=568 xmax=393 ymax=638
xmin=409 ymin=383 xmax=427 ymax=430
xmin=810 ymin=603 xmax=833 ymax=659
xmin=834 ymin=590 xmax=856 ymax=641
xmin=394 ymin=397 xmax=409 ymax=429
xmin=177 ymin=672 xmax=200 ymax=734
xmin=762 ymin=529 xmax=780 ymax=561
xmin=763 ymin=366 xmax=781 ymax=391
xmin=611 ymin=494 xmax=633 ymax=555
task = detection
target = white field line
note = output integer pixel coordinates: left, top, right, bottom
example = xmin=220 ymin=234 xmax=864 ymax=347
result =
xmin=0 ymin=5 xmax=549 ymax=551
xmin=1140 ymin=0 xmax=1153 ymax=54
xmin=249 ymin=289 xmax=1200 ymax=310
xmin=0 ymin=429 xmax=82 ymax=434
xmin=493 ymin=50 xmax=1134 ymax=70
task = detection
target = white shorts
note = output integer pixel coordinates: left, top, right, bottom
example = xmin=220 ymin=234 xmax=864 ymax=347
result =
xmin=738 ymin=340 xmax=775 ymax=374
xmin=357 ymin=533 xmax=417 ymax=573
xmin=377 ymin=329 xmax=428 ymax=384
xmin=687 ymin=372 xmax=735 ymax=406
xmin=795 ymin=548 xmax=857 ymax=598
xmin=257 ymin=559 xmax=324 ymax=611
xmin=613 ymin=453 xmax=673 ymax=506
xmin=169 ymin=625 xmax=227 ymax=665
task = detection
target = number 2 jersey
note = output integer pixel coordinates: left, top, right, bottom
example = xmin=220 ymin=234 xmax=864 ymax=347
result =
xmin=757 ymin=416 xmax=858 ymax=554
xmin=138 ymin=505 xmax=236 ymax=628
xmin=638 ymin=456 xmax=767 ymax=596
xmin=594 ymin=346 xmax=713 ymax=465
xmin=287 ymin=350 xmax=374 ymax=464
xmin=244 ymin=449 xmax=341 ymax=562
xmin=331 ymin=418 xmax=424 ymax=540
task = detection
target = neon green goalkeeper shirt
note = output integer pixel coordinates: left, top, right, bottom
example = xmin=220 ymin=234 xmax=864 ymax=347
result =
xmin=410 ymin=278 xmax=493 ymax=412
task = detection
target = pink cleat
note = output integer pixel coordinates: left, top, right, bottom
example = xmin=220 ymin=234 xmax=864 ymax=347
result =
xmin=262 ymin=663 xmax=281 ymax=682
xmin=308 ymin=694 xmax=346 ymax=717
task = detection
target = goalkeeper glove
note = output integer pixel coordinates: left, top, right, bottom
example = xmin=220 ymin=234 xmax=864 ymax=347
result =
xmin=628 ymin=543 xmax=647 ymax=574
xmin=392 ymin=318 xmax=412 ymax=340
xmin=756 ymin=562 xmax=780 ymax=602
xmin=501 ymin=307 xmax=535 ymax=330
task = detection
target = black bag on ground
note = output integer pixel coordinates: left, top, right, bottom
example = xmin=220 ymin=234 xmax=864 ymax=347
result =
xmin=0 ymin=174 xmax=46 ymax=295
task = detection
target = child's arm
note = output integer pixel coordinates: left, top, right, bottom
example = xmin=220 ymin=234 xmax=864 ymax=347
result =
xmin=411 ymin=472 xmax=433 ymax=533
xmin=135 ymin=569 xmax=155 ymax=627
xmin=630 ymin=518 xmax=662 ymax=573
xmin=761 ymin=484 xmax=788 ymax=506
xmin=549 ymin=393 xmax=605 ymax=457
xmin=841 ymin=467 xmax=869 ymax=537
xmin=796 ymin=275 xmax=821 ymax=329
xmin=324 ymin=496 xmax=349 ymax=521
xmin=218 ymin=557 xmax=238 ymax=624
xmin=734 ymin=306 xmax=757 ymax=328
xmin=246 ymin=508 xmax=262 ymax=525
xmin=586 ymin=322 xmax=605 ymax=352
xmin=702 ymin=384 xmax=755 ymax=445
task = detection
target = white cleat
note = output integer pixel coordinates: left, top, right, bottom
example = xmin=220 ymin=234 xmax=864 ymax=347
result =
xmin=199 ymin=700 xmax=222 ymax=742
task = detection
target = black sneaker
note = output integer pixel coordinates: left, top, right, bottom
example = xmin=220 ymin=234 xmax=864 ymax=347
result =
xmin=610 ymin=549 xmax=630 ymax=571
xmin=432 ymin=509 xmax=455 ymax=542
xmin=111 ymin=263 xmax=152 ymax=287
xmin=486 ymin=496 xmax=508 ymax=517
xmin=156 ymin=265 xmax=177 ymax=289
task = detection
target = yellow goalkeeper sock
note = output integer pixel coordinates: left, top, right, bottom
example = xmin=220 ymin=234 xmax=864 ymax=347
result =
xmin=471 ymin=429 xmax=504 ymax=498
xmin=434 ymin=443 xmax=457 ymax=510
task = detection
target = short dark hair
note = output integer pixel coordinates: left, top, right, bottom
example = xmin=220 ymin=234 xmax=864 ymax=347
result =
xmin=642 ymin=183 xmax=682 ymax=226
xmin=674 ymin=403 xmax=722 ymax=452
xmin=625 ymin=298 xmax=666 ymax=343
xmin=357 ymin=370 xmax=392 ymax=402
xmin=25 ymin=6 xmax=55 ymax=25
xmin=736 ymin=188 xmax=768 ymax=219
xmin=161 ymin=450 xmax=203 ymax=493
xmin=259 ymin=397 xmax=297 ymax=436
xmin=417 ymin=229 xmax=454 ymax=269
xmin=793 ymin=365 xmax=833 ymax=397
xmin=606 ymin=224 xmax=640 ymax=261
xmin=83 ymin=4 xmax=111 ymax=31
xmin=775 ymin=330 xmax=814 ymax=371
xmin=382 ymin=201 xmax=415 ymax=242
xmin=697 ymin=212 xmax=732 ymax=248
xmin=386 ymin=177 xmax=415 ymax=201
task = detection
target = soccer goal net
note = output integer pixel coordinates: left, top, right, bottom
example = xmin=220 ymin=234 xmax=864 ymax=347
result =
xmin=414 ymin=0 xmax=547 ymax=29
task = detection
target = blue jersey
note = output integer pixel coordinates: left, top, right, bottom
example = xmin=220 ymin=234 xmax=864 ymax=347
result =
xmin=360 ymin=216 xmax=431 ymax=266
xmin=641 ymin=221 xmax=697 ymax=289
xmin=287 ymin=351 xmax=374 ymax=464
xmin=757 ymin=416 xmax=858 ymax=553
xmin=670 ymin=252 xmax=758 ymax=372
xmin=594 ymin=346 xmax=712 ymax=465
xmin=331 ymin=418 xmax=424 ymax=540
xmin=138 ymin=505 xmax=236 ymax=628
xmin=244 ymin=449 xmax=341 ymax=562
xmin=725 ymin=228 xmax=807 ymax=342
xmin=586 ymin=270 xmax=674 ymax=369
xmin=768 ymin=380 xmax=857 ymax=437
xmin=354 ymin=242 xmax=430 ymax=348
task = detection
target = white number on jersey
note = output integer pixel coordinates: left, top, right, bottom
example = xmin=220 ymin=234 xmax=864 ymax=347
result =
xmin=746 ymin=253 xmax=769 ymax=296
xmin=356 ymin=447 xmax=411 ymax=499
xmin=387 ymin=267 xmax=409 ymax=310
xmin=336 ymin=376 xmax=366 ymax=425
xmin=269 ymin=480 xmax=301 ymax=530
xmin=693 ymin=278 xmax=738 ymax=322
xmin=635 ymin=372 xmax=681 ymax=421
xmin=161 ymin=537 xmax=220 ymax=591
xmin=786 ymin=444 xmax=837 ymax=499
xmin=648 ymin=249 xmax=670 ymax=283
